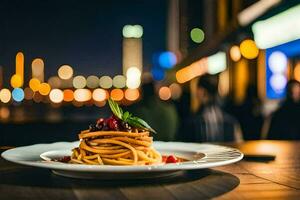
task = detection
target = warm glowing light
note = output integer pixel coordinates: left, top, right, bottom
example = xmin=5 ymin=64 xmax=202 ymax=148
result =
xmin=86 ymin=75 xmax=99 ymax=89
xmin=159 ymin=51 xmax=177 ymax=69
xmin=176 ymin=59 xmax=207 ymax=83
xmin=294 ymin=63 xmax=300 ymax=82
xmin=49 ymin=89 xmax=64 ymax=103
xmin=73 ymin=76 xmax=86 ymax=89
xmin=112 ymin=75 xmax=126 ymax=88
xmin=74 ymin=89 xmax=92 ymax=102
xmin=0 ymin=89 xmax=11 ymax=103
xmin=38 ymin=83 xmax=51 ymax=95
xmin=32 ymin=58 xmax=44 ymax=82
xmin=58 ymin=65 xmax=73 ymax=80
xmin=99 ymin=76 xmax=113 ymax=89
xmin=48 ymin=76 xmax=61 ymax=89
xmin=33 ymin=92 xmax=43 ymax=103
xmin=268 ymin=51 xmax=287 ymax=73
xmin=15 ymin=52 xmax=24 ymax=87
xmin=207 ymin=52 xmax=227 ymax=74
xmin=12 ymin=88 xmax=24 ymax=102
xmin=126 ymin=67 xmax=141 ymax=89
xmin=123 ymin=25 xmax=143 ymax=38
xmin=169 ymin=83 xmax=182 ymax=100
xmin=0 ymin=107 xmax=10 ymax=119
xmin=190 ymin=28 xmax=205 ymax=43
xmin=24 ymin=87 xmax=34 ymax=100
xmin=10 ymin=74 xmax=23 ymax=88
xmin=110 ymin=89 xmax=124 ymax=101
xmin=29 ymin=78 xmax=41 ymax=92
xmin=63 ymin=89 xmax=74 ymax=102
xmin=159 ymin=87 xmax=171 ymax=101
xmin=125 ymin=89 xmax=139 ymax=101
xmin=92 ymin=88 xmax=107 ymax=101
xmin=230 ymin=45 xmax=241 ymax=61
xmin=240 ymin=39 xmax=259 ymax=59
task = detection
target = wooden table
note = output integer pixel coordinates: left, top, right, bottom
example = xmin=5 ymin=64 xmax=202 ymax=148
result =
xmin=1 ymin=140 xmax=300 ymax=200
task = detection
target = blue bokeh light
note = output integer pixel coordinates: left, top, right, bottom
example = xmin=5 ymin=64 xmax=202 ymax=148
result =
xmin=158 ymin=51 xmax=177 ymax=69
xmin=12 ymin=88 xmax=24 ymax=102
xmin=151 ymin=68 xmax=165 ymax=81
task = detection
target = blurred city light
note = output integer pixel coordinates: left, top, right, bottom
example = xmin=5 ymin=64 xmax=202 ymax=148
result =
xmin=74 ymin=89 xmax=92 ymax=102
xmin=29 ymin=78 xmax=41 ymax=92
xmin=31 ymin=58 xmax=44 ymax=82
xmin=158 ymin=51 xmax=177 ymax=69
xmin=92 ymin=88 xmax=107 ymax=102
xmin=86 ymin=75 xmax=99 ymax=89
xmin=122 ymin=25 xmax=143 ymax=38
xmin=12 ymin=88 xmax=24 ymax=102
xmin=151 ymin=67 xmax=165 ymax=81
xmin=33 ymin=92 xmax=43 ymax=103
xmin=207 ymin=51 xmax=227 ymax=74
xmin=0 ymin=89 xmax=11 ymax=103
xmin=176 ymin=59 xmax=207 ymax=83
xmin=49 ymin=89 xmax=64 ymax=103
xmin=294 ymin=63 xmax=300 ymax=82
xmin=169 ymin=83 xmax=182 ymax=100
xmin=73 ymin=75 xmax=87 ymax=89
xmin=126 ymin=67 xmax=141 ymax=89
xmin=268 ymin=51 xmax=287 ymax=73
xmin=229 ymin=45 xmax=241 ymax=62
xmin=10 ymin=74 xmax=22 ymax=88
xmin=15 ymin=52 xmax=24 ymax=87
xmin=125 ymin=89 xmax=139 ymax=101
xmin=190 ymin=28 xmax=205 ymax=43
xmin=240 ymin=39 xmax=259 ymax=59
xmin=110 ymin=89 xmax=124 ymax=101
xmin=99 ymin=76 xmax=113 ymax=89
xmin=158 ymin=86 xmax=171 ymax=101
xmin=238 ymin=0 xmax=281 ymax=26
xmin=252 ymin=4 xmax=300 ymax=49
xmin=63 ymin=89 xmax=74 ymax=102
xmin=48 ymin=76 xmax=62 ymax=89
xmin=24 ymin=87 xmax=34 ymax=100
xmin=38 ymin=83 xmax=51 ymax=96
xmin=58 ymin=65 xmax=73 ymax=80
xmin=269 ymin=74 xmax=287 ymax=92
xmin=0 ymin=107 xmax=10 ymax=119
xmin=112 ymin=75 xmax=126 ymax=88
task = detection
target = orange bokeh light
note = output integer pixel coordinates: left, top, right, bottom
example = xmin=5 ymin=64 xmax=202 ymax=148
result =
xmin=125 ymin=89 xmax=139 ymax=101
xmin=110 ymin=89 xmax=124 ymax=101
xmin=158 ymin=86 xmax=171 ymax=101
xmin=63 ymin=89 xmax=74 ymax=102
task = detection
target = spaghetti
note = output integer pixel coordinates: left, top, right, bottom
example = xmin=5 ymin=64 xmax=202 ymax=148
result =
xmin=70 ymin=129 xmax=162 ymax=165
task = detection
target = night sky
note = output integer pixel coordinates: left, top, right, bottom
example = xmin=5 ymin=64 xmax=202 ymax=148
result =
xmin=0 ymin=0 xmax=167 ymax=84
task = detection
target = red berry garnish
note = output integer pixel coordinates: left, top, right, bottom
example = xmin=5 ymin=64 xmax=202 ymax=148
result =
xmin=165 ymin=155 xmax=178 ymax=163
xmin=108 ymin=118 xmax=119 ymax=130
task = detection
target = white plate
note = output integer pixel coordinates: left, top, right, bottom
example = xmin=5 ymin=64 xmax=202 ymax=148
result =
xmin=1 ymin=141 xmax=243 ymax=179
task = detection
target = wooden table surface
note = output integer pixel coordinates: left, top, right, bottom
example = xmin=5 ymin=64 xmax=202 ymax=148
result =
xmin=1 ymin=140 xmax=300 ymax=200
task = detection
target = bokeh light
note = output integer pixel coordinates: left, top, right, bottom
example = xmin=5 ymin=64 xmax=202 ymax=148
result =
xmin=190 ymin=28 xmax=205 ymax=43
xmin=158 ymin=51 xmax=177 ymax=69
xmin=230 ymin=45 xmax=241 ymax=62
xmin=268 ymin=51 xmax=287 ymax=73
xmin=99 ymin=76 xmax=113 ymax=89
xmin=240 ymin=39 xmax=259 ymax=59
xmin=74 ymin=89 xmax=92 ymax=102
xmin=86 ymin=75 xmax=99 ymax=89
xmin=58 ymin=65 xmax=73 ymax=80
xmin=294 ymin=63 xmax=300 ymax=82
xmin=10 ymin=74 xmax=22 ymax=88
xmin=125 ymin=89 xmax=140 ymax=101
xmin=29 ymin=78 xmax=41 ymax=92
xmin=31 ymin=58 xmax=44 ymax=81
xmin=0 ymin=107 xmax=10 ymax=119
xmin=159 ymin=87 xmax=171 ymax=101
xmin=24 ymin=87 xmax=34 ymax=100
xmin=15 ymin=52 xmax=24 ymax=87
xmin=33 ymin=92 xmax=43 ymax=103
xmin=0 ymin=89 xmax=11 ymax=103
xmin=49 ymin=89 xmax=64 ymax=103
xmin=270 ymin=74 xmax=287 ymax=91
xmin=112 ymin=75 xmax=126 ymax=88
xmin=110 ymin=89 xmax=124 ymax=101
xmin=12 ymin=88 xmax=24 ymax=102
xmin=151 ymin=68 xmax=165 ymax=81
xmin=38 ymin=83 xmax=51 ymax=95
xmin=169 ymin=83 xmax=182 ymax=100
xmin=92 ymin=88 xmax=107 ymax=102
xmin=48 ymin=76 xmax=62 ymax=89
xmin=122 ymin=25 xmax=143 ymax=38
xmin=63 ymin=89 xmax=74 ymax=102
xmin=73 ymin=75 xmax=87 ymax=89
xmin=126 ymin=67 xmax=141 ymax=89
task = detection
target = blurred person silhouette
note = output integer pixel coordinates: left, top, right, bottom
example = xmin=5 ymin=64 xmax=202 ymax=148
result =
xmin=186 ymin=75 xmax=243 ymax=142
xmin=128 ymin=78 xmax=179 ymax=141
xmin=265 ymin=80 xmax=300 ymax=140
